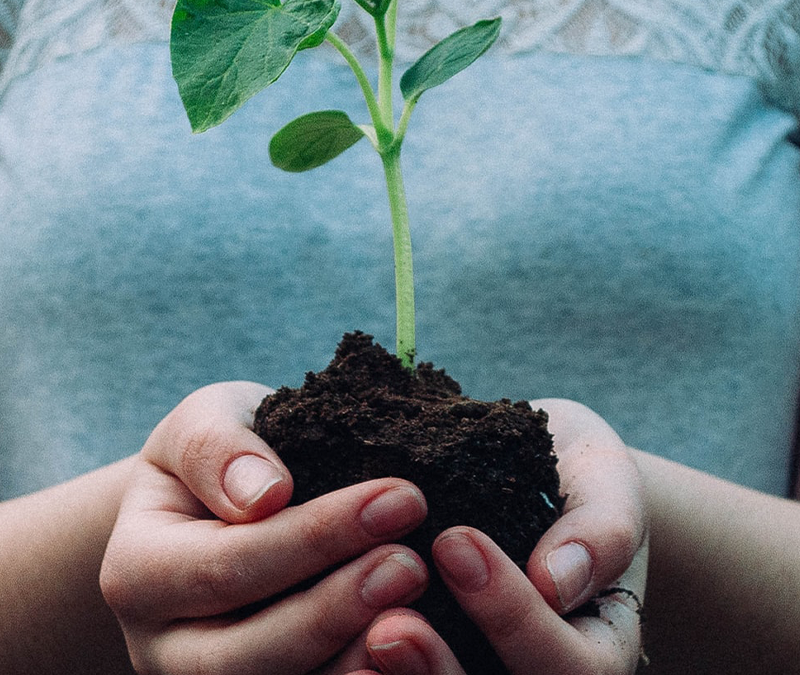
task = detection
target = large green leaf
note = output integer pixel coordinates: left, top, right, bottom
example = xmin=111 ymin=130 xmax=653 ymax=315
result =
xmin=171 ymin=0 xmax=341 ymax=133
xmin=269 ymin=110 xmax=365 ymax=172
xmin=399 ymin=17 xmax=501 ymax=102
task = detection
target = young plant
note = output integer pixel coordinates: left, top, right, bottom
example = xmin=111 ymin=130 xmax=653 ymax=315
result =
xmin=170 ymin=0 xmax=501 ymax=368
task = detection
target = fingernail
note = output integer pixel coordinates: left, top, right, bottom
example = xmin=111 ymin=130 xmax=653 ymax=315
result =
xmin=434 ymin=532 xmax=490 ymax=593
xmin=223 ymin=455 xmax=283 ymax=510
xmin=546 ymin=542 xmax=593 ymax=612
xmin=360 ymin=486 xmax=427 ymax=538
xmin=371 ymin=639 xmax=429 ymax=674
xmin=361 ymin=553 xmax=427 ymax=609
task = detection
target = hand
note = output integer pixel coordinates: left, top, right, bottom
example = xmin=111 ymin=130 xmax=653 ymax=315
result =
xmin=345 ymin=399 xmax=648 ymax=675
xmin=100 ymin=381 xmax=430 ymax=675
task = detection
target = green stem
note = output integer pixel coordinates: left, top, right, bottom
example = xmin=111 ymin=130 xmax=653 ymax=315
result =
xmin=393 ymin=96 xmax=418 ymax=149
xmin=374 ymin=14 xmax=394 ymax=132
xmin=381 ymin=146 xmax=416 ymax=368
xmin=325 ymin=31 xmax=387 ymax=139
xmin=332 ymin=4 xmax=417 ymax=368
xmin=385 ymin=0 xmax=398 ymax=55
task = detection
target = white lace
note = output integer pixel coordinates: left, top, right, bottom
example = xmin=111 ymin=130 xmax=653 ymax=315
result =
xmin=2 ymin=0 xmax=799 ymax=114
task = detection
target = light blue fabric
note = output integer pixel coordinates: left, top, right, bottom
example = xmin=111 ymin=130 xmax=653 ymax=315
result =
xmin=1 ymin=43 xmax=799 ymax=498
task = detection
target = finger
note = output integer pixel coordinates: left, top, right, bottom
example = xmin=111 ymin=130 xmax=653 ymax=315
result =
xmin=568 ymin=539 xmax=649 ymax=673
xmin=102 ymin=477 xmax=428 ymax=622
xmin=364 ymin=612 xmax=467 ymax=675
xmin=143 ymin=381 xmax=293 ymax=523
xmin=433 ymin=527 xmax=642 ymax=674
xmin=321 ymin=609 xmax=465 ymax=675
xmin=324 ymin=609 xmax=424 ymax=674
xmin=129 ymin=545 xmax=428 ymax=675
xmin=527 ymin=398 xmax=647 ymax=613
xmin=571 ymin=536 xmax=648 ymax=628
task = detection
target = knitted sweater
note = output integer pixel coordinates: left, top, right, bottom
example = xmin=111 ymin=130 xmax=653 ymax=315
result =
xmin=1 ymin=0 xmax=799 ymax=497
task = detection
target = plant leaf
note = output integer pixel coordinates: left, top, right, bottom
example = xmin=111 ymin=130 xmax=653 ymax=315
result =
xmin=171 ymin=0 xmax=341 ymax=133
xmin=269 ymin=110 xmax=365 ymax=172
xmin=399 ymin=17 xmax=501 ymax=102
xmin=352 ymin=0 xmax=392 ymax=17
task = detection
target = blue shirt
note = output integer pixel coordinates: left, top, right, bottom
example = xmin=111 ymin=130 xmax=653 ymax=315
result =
xmin=1 ymin=43 xmax=798 ymax=498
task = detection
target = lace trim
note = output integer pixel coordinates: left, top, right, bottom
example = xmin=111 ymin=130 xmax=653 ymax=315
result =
xmin=2 ymin=0 xmax=799 ymax=115
xmin=0 ymin=0 xmax=21 ymax=66
xmin=0 ymin=0 xmax=172 ymax=94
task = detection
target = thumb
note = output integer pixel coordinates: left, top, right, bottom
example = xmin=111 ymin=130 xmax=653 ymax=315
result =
xmin=143 ymin=381 xmax=294 ymax=523
xmin=526 ymin=399 xmax=647 ymax=614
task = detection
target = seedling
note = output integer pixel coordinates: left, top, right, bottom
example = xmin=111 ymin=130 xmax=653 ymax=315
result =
xmin=170 ymin=0 xmax=501 ymax=368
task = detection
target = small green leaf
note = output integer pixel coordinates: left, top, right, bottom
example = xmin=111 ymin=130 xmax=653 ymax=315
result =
xmin=399 ymin=17 xmax=502 ymax=102
xmin=269 ymin=110 xmax=365 ymax=172
xmin=352 ymin=0 xmax=392 ymax=17
xmin=171 ymin=0 xmax=341 ymax=133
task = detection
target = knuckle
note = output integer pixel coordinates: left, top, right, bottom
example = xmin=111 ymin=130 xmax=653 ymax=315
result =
xmin=180 ymin=422 xmax=230 ymax=474
xmin=145 ymin=389 xmax=228 ymax=465
xmin=99 ymin=535 xmax=158 ymax=620
xmin=297 ymin=501 xmax=351 ymax=565
xmin=99 ymin=551 xmax=136 ymax=616
xmin=100 ymin=540 xmax=170 ymax=621
xmin=306 ymin=595 xmax=360 ymax=651
xmin=189 ymin=548 xmax=249 ymax=608
xmin=601 ymin=518 xmax=636 ymax=553
xmin=598 ymin=509 xmax=641 ymax=564
xmin=483 ymin=593 xmax=539 ymax=646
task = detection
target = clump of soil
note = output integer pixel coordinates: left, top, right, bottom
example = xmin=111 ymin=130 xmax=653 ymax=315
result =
xmin=254 ymin=331 xmax=562 ymax=672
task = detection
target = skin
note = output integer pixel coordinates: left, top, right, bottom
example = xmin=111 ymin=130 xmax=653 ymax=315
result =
xmin=634 ymin=449 xmax=800 ymax=674
xmin=0 ymin=382 xmax=797 ymax=673
xmin=0 ymin=457 xmax=137 ymax=675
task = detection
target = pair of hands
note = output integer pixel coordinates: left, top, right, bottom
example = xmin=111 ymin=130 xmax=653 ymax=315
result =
xmin=101 ymin=381 xmax=648 ymax=675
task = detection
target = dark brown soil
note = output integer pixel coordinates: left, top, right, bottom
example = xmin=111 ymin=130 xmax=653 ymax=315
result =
xmin=253 ymin=331 xmax=562 ymax=672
